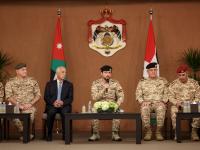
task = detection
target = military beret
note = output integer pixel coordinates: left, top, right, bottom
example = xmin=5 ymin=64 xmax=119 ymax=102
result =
xmin=100 ymin=65 xmax=112 ymax=72
xmin=15 ymin=63 xmax=27 ymax=70
xmin=146 ymin=62 xmax=157 ymax=69
xmin=176 ymin=64 xmax=188 ymax=73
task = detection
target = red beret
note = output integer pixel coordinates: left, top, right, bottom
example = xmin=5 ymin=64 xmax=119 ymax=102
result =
xmin=176 ymin=64 xmax=188 ymax=73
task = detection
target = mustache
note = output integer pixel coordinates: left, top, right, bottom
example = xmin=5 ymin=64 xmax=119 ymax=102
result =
xmin=104 ymin=78 xmax=110 ymax=83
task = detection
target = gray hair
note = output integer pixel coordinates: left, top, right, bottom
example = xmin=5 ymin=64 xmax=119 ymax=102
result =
xmin=56 ymin=66 xmax=66 ymax=75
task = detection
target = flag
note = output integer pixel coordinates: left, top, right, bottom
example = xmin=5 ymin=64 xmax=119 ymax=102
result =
xmin=50 ymin=12 xmax=66 ymax=80
xmin=143 ymin=13 xmax=159 ymax=78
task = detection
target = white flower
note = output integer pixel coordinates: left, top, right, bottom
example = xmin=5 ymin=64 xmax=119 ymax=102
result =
xmin=94 ymin=101 xmax=102 ymax=110
xmin=101 ymin=101 xmax=109 ymax=111
xmin=109 ymin=101 xmax=119 ymax=111
xmin=93 ymin=101 xmax=119 ymax=112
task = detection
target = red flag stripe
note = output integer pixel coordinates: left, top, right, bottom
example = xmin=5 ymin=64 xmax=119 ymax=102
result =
xmin=52 ymin=17 xmax=65 ymax=61
xmin=144 ymin=20 xmax=156 ymax=63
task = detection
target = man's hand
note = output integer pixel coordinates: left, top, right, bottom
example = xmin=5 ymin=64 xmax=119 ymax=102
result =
xmin=19 ymin=103 xmax=32 ymax=111
xmin=141 ymin=101 xmax=151 ymax=107
xmin=57 ymin=100 xmax=64 ymax=106
xmin=104 ymin=83 xmax=109 ymax=88
xmin=53 ymin=100 xmax=59 ymax=108
xmin=117 ymin=101 xmax=122 ymax=106
xmin=176 ymin=101 xmax=183 ymax=107
xmin=53 ymin=100 xmax=63 ymax=108
xmin=19 ymin=104 xmax=24 ymax=110
xmin=155 ymin=101 xmax=166 ymax=107
xmin=23 ymin=103 xmax=33 ymax=110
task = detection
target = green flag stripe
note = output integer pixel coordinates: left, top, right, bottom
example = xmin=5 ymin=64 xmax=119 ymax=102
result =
xmin=51 ymin=59 xmax=67 ymax=72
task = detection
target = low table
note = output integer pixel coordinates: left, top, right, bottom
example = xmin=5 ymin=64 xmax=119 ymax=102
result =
xmin=64 ymin=112 xmax=142 ymax=144
xmin=0 ymin=113 xmax=30 ymax=143
xmin=176 ymin=112 xmax=200 ymax=143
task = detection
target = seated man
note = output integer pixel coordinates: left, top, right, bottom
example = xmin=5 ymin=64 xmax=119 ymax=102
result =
xmin=136 ymin=62 xmax=168 ymax=141
xmin=89 ymin=65 xmax=124 ymax=142
xmin=44 ymin=66 xmax=73 ymax=141
xmin=169 ymin=64 xmax=200 ymax=141
xmin=5 ymin=63 xmax=41 ymax=140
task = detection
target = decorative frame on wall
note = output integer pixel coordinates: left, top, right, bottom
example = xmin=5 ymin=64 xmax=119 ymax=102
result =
xmin=88 ymin=8 xmax=127 ymax=57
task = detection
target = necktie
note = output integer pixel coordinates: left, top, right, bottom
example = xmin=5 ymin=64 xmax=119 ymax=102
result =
xmin=57 ymin=81 xmax=62 ymax=100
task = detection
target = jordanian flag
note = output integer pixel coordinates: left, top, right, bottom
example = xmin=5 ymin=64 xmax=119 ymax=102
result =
xmin=50 ymin=13 xmax=66 ymax=80
xmin=143 ymin=12 xmax=159 ymax=78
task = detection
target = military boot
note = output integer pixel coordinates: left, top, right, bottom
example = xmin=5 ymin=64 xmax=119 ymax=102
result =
xmin=174 ymin=130 xmax=177 ymax=140
xmin=88 ymin=132 xmax=100 ymax=141
xmin=144 ymin=127 xmax=152 ymax=141
xmin=156 ymin=126 xmax=164 ymax=141
xmin=191 ymin=128 xmax=199 ymax=141
xmin=112 ymin=131 xmax=122 ymax=141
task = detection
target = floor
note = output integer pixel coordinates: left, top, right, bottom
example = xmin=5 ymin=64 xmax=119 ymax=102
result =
xmin=0 ymin=132 xmax=200 ymax=150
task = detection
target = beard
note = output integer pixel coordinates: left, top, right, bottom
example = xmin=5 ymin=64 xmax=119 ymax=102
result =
xmin=104 ymin=77 xmax=110 ymax=83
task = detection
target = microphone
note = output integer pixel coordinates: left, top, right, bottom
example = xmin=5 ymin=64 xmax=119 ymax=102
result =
xmin=105 ymin=78 xmax=109 ymax=92
xmin=105 ymin=88 xmax=108 ymax=93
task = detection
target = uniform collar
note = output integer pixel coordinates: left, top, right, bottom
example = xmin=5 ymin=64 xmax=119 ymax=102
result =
xmin=15 ymin=76 xmax=28 ymax=81
xmin=100 ymin=78 xmax=113 ymax=83
xmin=57 ymin=79 xmax=63 ymax=85
xmin=147 ymin=77 xmax=158 ymax=80
xmin=178 ymin=77 xmax=189 ymax=84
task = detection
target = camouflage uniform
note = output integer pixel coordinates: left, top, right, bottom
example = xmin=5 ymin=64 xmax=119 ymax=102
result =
xmin=91 ymin=78 xmax=124 ymax=133
xmin=0 ymin=82 xmax=4 ymax=102
xmin=169 ymin=78 xmax=200 ymax=130
xmin=136 ymin=77 xmax=168 ymax=128
xmin=5 ymin=77 xmax=41 ymax=132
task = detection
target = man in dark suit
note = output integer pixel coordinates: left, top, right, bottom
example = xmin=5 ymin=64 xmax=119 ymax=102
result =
xmin=44 ymin=66 xmax=73 ymax=141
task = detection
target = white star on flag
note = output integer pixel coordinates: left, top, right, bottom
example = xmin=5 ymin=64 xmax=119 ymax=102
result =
xmin=56 ymin=43 xmax=62 ymax=49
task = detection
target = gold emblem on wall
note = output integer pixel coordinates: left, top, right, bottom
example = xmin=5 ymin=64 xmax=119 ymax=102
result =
xmin=88 ymin=8 xmax=127 ymax=57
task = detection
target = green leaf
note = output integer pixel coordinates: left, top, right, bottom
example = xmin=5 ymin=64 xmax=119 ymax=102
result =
xmin=0 ymin=49 xmax=12 ymax=82
xmin=182 ymin=48 xmax=200 ymax=72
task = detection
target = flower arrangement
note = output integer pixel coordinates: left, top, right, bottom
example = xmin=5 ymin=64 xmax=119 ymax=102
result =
xmin=93 ymin=101 xmax=119 ymax=113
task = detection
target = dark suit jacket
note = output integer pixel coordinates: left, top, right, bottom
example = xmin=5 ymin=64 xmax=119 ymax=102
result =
xmin=44 ymin=80 xmax=73 ymax=112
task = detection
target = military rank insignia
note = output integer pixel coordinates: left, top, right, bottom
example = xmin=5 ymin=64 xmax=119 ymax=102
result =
xmin=88 ymin=8 xmax=127 ymax=57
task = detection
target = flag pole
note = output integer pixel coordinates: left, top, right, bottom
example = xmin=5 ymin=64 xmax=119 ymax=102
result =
xmin=55 ymin=6 xmax=61 ymax=131
xmin=56 ymin=8 xmax=62 ymax=135
xmin=149 ymin=8 xmax=153 ymax=21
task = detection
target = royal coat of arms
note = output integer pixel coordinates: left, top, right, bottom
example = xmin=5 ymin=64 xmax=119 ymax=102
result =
xmin=88 ymin=8 xmax=127 ymax=57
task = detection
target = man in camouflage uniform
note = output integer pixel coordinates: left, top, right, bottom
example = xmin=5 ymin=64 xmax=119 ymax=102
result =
xmin=89 ymin=65 xmax=124 ymax=141
xmin=0 ymin=82 xmax=4 ymax=102
xmin=169 ymin=64 xmax=200 ymax=141
xmin=136 ymin=62 xmax=168 ymax=141
xmin=5 ymin=63 xmax=41 ymax=140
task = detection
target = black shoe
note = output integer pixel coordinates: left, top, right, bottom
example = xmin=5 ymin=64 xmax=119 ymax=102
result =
xmin=46 ymin=136 xmax=52 ymax=141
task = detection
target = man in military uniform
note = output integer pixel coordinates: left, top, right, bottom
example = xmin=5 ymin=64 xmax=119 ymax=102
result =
xmin=0 ymin=82 xmax=4 ymax=102
xmin=5 ymin=63 xmax=41 ymax=140
xmin=136 ymin=62 xmax=168 ymax=141
xmin=169 ymin=64 xmax=200 ymax=141
xmin=89 ymin=65 xmax=124 ymax=141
